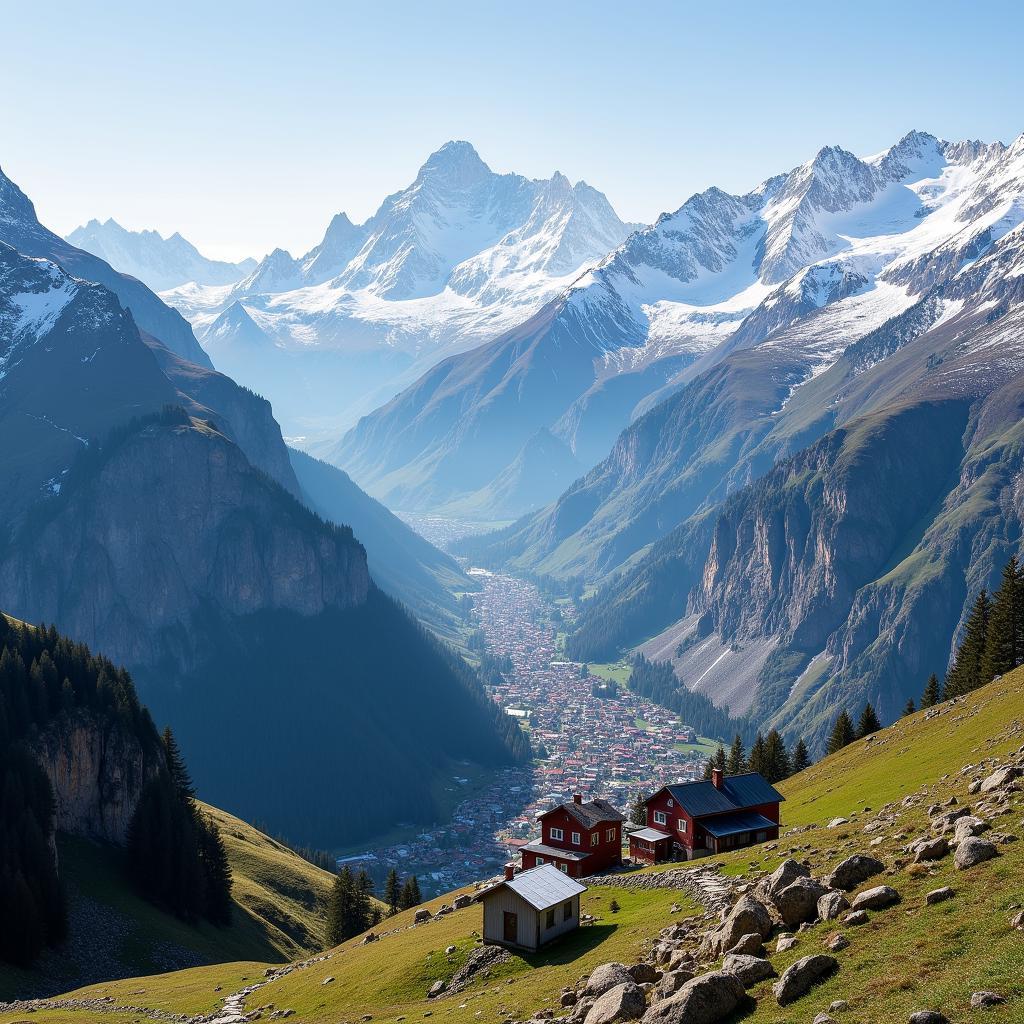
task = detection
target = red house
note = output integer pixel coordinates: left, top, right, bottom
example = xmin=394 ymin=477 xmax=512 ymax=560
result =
xmin=630 ymin=769 xmax=784 ymax=863
xmin=520 ymin=795 xmax=624 ymax=878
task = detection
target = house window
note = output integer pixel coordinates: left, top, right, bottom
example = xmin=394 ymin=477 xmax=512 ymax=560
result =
xmin=756 ymin=830 xmax=768 ymax=842
xmin=571 ymin=832 xmax=581 ymax=845
xmin=536 ymin=856 xmax=545 ymax=865
xmin=667 ymin=798 xmax=673 ymax=808
xmin=546 ymin=908 xmax=555 ymax=929
xmin=563 ymin=899 xmax=573 ymax=921
xmin=591 ymin=832 xmax=600 ymax=847
xmin=559 ymin=863 xmax=568 ymax=873
xmin=678 ymin=819 xmax=687 ymax=834
xmin=653 ymin=810 xmax=667 ymax=825
xmin=550 ymin=827 xmax=564 ymax=841
xmin=606 ymin=827 xmax=616 ymax=842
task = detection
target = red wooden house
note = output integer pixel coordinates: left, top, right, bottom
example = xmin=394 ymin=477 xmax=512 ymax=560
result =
xmin=630 ymin=769 xmax=784 ymax=863
xmin=520 ymin=794 xmax=624 ymax=878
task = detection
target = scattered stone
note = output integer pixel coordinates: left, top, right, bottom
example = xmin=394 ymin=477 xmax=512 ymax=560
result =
xmin=826 ymin=855 xmax=885 ymax=891
xmin=829 ymin=1001 xmax=850 ymax=1012
xmin=762 ymin=858 xmax=810 ymax=898
xmin=427 ymin=981 xmax=446 ymax=998
xmin=650 ymin=969 xmax=694 ymax=1003
xmin=817 ymin=890 xmax=850 ymax=922
xmin=907 ymin=1012 xmax=948 ymax=1024
xmin=925 ymin=886 xmax=954 ymax=905
xmin=952 ymin=816 xmax=990 ymax=842
xmin=641 ymin=971 xmax=746 ymax=1024
xmin=453 ymin=893 xmax=474 ymax=910
xmin=1010 ymin=910 xmax=1024 ymax=929
xmin=813 ymin=1016 xmax=838 ymax=1024
xmin=585 ymin=964 xmax=634 ymax=998
xmin=980 ymin=766 xmax=1021 ymax=793
xmin=322 ymin=976 xmax=335 ymax=985
xmin=773 ymin=876 xmax=829 ymax=928
xmin=954 ymin=836 xmax=998 ymax=869
xmin=561 ymin=992 xmax=578 ymax=1007
xmin=724 ymin=933 xmax=764 ymax=957
xmin=776 ymin=935 xmax=798 ymax=952
xmin=721 ymin=953 xmax=776 ymax=987
xmin=584 ymin=982 xmax=646 ymax=1024
xmin=970 ymin=991 xmax=1005 ymax=1008
xmin=703 ymin=895 xmax=772 ymax=955
xmin=842 ymin=910 xmax=869 ymax=926
xmin=772 ymin=954 xmax=839 ymax=1005
xmin=850 ymin=885 xmax=900 ymax=911
xmin=628 ymin=964 xmax=659 ymax=985
xmin=909 ymin=836 xmax=948 ymax=863
xmin=825 ymin=933 xmax=849 ymax=952
xmin=827 ymin=818 xmax=849 ymax=829
xmin=414 ymin=908 xmax=431 ymax=924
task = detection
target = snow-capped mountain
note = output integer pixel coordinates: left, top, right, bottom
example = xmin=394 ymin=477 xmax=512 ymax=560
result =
xmin=335 ymin=131 xmax=1024 ymax=520
xmin=159 ymin=141 xmax=638 ymax=439
xmin=66 ymin=218 xmax=256 ymax=292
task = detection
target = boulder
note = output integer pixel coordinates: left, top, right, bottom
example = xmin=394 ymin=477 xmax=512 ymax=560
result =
xmin=414 ymin=908 xmax=431 ymax=923
xmin=826 ymin=855 xmax=885 ymax=891
xmin=817 ymin=891 xmax=850 ymax=922
xmin=931 ymin=807 xmax=970 ymax=833
xmin=762 ymin=859 xmax=810 ymax=898
xmin=453 ymin=894 xmax=473 ymax=910
xmin=970 ymin=991 xmax=1005 ymax=1008
xmin=825 ymin=933 xmax=849 ymax=952
xmin=427 ymin=981 xmax=446 ymax=998
xmin=650 ymin=969 xmax=694 ymax=1003
xmin=829 ymin=1001 xmax=850 ymax=1012
xmin=703 ymin=895 xmax=772 ymax=956
xmin=586 ymin=964 xmax=634 ymax=998
xmin=907 ymin=1013 xmax=948 ymax=1024
xmin=908 ymin=836 xmax=948 ymax=863
xmin=628 ymin=964 xmax=659 ymax=985
xmin=721 ymin=954 xmax=776 ymax=988
xmin=772 ymin=954 xmax=839 ymax=1005
xmin=980 ymin=766 xmax=1021 ymax=793
xmin=776 ymin=935 xmax=798 ymax=952
xmin=561 ymin=992 xmax=579 ymax=1007
xmin=954 ymin=837 xmax=998 ymax=870
xmin=842 ymin=910 xmax=869 ymax=926
xmin=724 ymin=933 xmax=764 ymax=957
xmin=925 ymin=887 xmax=954 ymax=905
xmin=772 ymin=876 xmax=829 ymax=928
xmin=584 ymin=983 xmax=646 ymax=1024
xmin=641 ymin=971 xmax=746 ymax=1024
xmin=951 ymin=816 xmax=989 ymax=842
xmin=827 ymin=818 xmax=849 ymax=829
xmin=813 ymin=1016 xmax=837 ymax=1024
xmin=850 ymin=885 xmax=900 ymax=911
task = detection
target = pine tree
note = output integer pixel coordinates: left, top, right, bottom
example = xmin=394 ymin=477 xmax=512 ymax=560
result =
xmin=399 ymin=875 xmax=421 ymax=910
xmin=920 ymin=673 xmax=943 ymax=708
xmin=857 ymin=702 xmax=881 ymax=739
xmin=945 ymin=590 xmax=990 ymax=697
xmin=197 ymin=815 xmax=233 ymax=925
xmin=162 ymin=727 xmax=195 ymax=801
xmin=981 ymin=556 xmax=1024 ymax=682
xmin=826 ymin=710 xmax=855 ymax=755
xmin=792 ymin=738 xmax=811 ymax=773
xmin=903 ymin=697 xmax=916 ymax=716
xmin=726 ymin=733 xmax=747 ymax=775
xmin=326 ymin=868 xmax=353 ymax=946
xmin=384 ymin=869 xmax=401 ymax=915
xmin=747 ymin=732 xmax=768 ymax=776
xmin=763 ymin=730 xmax=791 ymax=783
xmin=629 ymin=794 xmax=647 ymax=826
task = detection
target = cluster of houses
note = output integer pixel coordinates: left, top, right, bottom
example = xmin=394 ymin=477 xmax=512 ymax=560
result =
xmin=478 ymin=768 xmax=784 ymax=951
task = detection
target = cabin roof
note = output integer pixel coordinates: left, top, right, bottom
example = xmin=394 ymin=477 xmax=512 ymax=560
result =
xmin=478 ymin=863 xmax=587 ymax=911
xmin=539 ymin=797 xmax=625 ymax=827
xmin=656 ymin=772 xmax=785 ymax=818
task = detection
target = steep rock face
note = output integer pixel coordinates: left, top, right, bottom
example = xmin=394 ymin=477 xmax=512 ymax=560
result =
xmin=0 ymin=419 xmax=369 ymax=668
xmin=35 ymin=714 xmax=160 ymax=843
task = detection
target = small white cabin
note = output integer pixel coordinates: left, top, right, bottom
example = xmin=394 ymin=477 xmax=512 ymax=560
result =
xmin=476 ymin=863 xmax=586 ymax=952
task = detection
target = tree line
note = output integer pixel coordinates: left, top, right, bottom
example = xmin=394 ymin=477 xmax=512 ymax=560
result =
xmin=702 ymin=729 xmax=811 ymax=785
xmin=325 ymin=866 xmax=423 ymax=946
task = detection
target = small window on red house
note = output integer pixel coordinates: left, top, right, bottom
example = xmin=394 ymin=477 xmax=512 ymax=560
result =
xmin=571 ymin=831 xmax=581 ymax=845
xmin=606 ymin=827 xmax=616 ymax=842
xmin=550 ymin=827 xmax=564 ymax=841
xmin=653 ymin=810 xmax=667 ymax=825
xmin=678 ymin=819 xmax=687 ymax=833
xmin=590 ymin=832 xmax=599 ymax=847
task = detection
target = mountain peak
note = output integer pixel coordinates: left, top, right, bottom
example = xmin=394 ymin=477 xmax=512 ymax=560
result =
xmin=417 ymin=141 xmax=490 ymax=187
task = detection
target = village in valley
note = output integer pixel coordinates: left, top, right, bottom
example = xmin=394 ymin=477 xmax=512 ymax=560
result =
xmin=348 ymin=564 xmax=714 ymax=896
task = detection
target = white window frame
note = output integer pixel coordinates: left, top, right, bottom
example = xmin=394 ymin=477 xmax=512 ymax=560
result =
xmin=536 ymin=856 xmax=545 ymax=865
xmin=558 ymin=863 xmax=568 ymax=873
xmin=550 ymin=827 xmax=564 ymax=841
xmin=591 ymin=832 xmax=599 ymax=847
xmin=571 ymin=831 xmax=581 ymax=845
xmin=653 ymin=810 xmax=667 ymax=825
xmin=678 ymin=819 xmax=687 ymax=834
xmin=667 ymin=798 xmax=674 ymax=808
xmin=606 ymin=827 xmax=616 ymax=842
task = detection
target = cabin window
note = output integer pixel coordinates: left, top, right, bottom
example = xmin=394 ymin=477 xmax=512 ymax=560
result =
xmin=546 ymin=908 xmax=555 ymax=929
xmin=667 ymin=798 xmax=673 ymax=808
xmin=756 ymin=830 xmax=768 ymax=842
xmin=678 ymin=819 xmax=687 ymax=833
xmin=606 ymin=827 xmax=616 ymax=842
xmin=591 ymin=832 xmax=599 ymax=847
xmin=571 ymin=831 xmax=581 ymax=845
xmin=550 ymin=827 xmax=564 ymax=841
xmin=559 ymin=863 xmax=568 ymax=873
xmin=653 ymin=810 xmax=667 ymax=825
xmin=563 ymin=899 xmax=573 ymax=921
xmin=536 ymin=856 xmax=545 ymax=865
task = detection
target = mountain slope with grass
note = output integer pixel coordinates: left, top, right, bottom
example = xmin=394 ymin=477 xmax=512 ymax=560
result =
xmin=16 ymin=669 xmax=1023 ymax=1024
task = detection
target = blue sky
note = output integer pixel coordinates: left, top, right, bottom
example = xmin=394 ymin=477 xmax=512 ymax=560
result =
xmin=2 ymin=0 xmax=1021 ymax=261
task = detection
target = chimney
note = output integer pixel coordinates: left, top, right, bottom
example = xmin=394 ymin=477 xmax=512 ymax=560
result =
xmin=573 ymin=793 xmax=583 ymax=804
xmin=711 ymin=768 xmax=724 ymax=790
xmin=504 ymin=863 xmax=516 ymax=881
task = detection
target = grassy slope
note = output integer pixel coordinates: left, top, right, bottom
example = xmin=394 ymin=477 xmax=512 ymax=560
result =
xmin=9 ymin=670 xmax=1024 ymax=1022
xmin=0 ymin=804 xmax=336 ymax=1003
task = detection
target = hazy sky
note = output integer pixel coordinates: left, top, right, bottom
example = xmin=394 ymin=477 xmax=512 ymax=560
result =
xmin=3 ymin=0 xmax=1021 ymax=262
